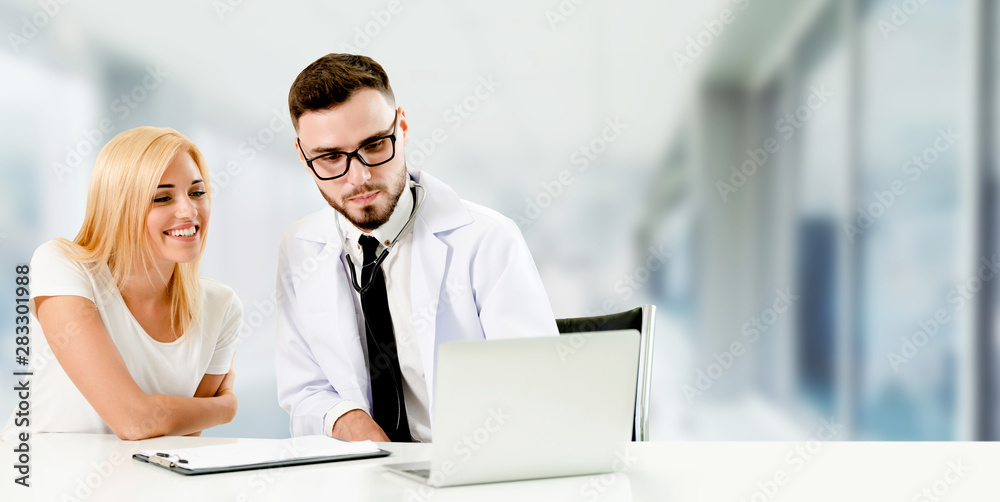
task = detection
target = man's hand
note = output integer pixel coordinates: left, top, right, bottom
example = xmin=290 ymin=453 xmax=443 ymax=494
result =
xmin=332 ymin=409 xmax=391 ymax=442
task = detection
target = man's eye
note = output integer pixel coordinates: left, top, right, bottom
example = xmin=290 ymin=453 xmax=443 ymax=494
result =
xmin=364 ymin=140 xmax=384 ymax=151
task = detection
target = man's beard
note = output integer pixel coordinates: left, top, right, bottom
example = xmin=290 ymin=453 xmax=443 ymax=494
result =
xmin=322 ymin=167 xmax=407 ymax=232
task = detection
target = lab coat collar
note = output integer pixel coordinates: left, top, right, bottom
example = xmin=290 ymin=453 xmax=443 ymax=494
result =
xmin=408 ymin=169 xmax=473 ymax=234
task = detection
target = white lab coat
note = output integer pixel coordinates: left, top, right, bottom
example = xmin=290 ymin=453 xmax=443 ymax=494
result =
xmin=275 ymin=169 xmax=558 ymax=437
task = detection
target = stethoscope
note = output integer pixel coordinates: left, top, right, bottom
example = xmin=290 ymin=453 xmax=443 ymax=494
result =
xmin=337 ymin=179 xmax=425 ymax=294
xmin=334 ymin=179 xmax=425 ymax=435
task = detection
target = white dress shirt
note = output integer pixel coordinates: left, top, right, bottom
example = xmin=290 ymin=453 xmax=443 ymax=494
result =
xmin=322 ymin=184 xmax=433 ymax=442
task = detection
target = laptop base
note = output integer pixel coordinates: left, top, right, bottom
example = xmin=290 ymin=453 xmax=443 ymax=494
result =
xmin=383 ymin=461 xmax=433 ymax=484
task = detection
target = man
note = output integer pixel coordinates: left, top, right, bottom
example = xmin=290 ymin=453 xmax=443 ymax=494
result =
xmin=275 ymin=54 xmax=558 ymax=442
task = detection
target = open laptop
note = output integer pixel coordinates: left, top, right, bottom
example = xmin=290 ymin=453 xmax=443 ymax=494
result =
xmin=383 ymin=330 xmax=640 ymax=487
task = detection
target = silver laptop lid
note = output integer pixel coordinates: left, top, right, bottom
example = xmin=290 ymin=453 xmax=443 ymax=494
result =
xmin=429 ymin=330 xmax=640 ymax=487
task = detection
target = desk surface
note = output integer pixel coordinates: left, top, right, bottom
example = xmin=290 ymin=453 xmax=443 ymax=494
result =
xmin=1 ymin=434 xmax=995 ymax=501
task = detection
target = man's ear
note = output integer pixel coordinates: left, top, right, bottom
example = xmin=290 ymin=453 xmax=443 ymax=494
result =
xmin=294 ymin=137 xmax=313 ymax=176
xmin=294 ymin=137 xmax=305 ymax=162
xmin=398 ymin=107 xmax=409 ymax=147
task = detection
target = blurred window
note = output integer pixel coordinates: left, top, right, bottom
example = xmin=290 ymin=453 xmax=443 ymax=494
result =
xmin=852 ymin=0 xmax=969 ymax=439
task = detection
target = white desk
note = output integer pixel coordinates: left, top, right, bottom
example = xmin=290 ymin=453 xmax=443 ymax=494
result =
xmin=1 ymin=434 xmax=995 ymax=501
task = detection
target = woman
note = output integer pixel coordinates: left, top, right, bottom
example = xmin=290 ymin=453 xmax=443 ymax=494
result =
xmin=1 ymin=126 xmax=241 ymax=441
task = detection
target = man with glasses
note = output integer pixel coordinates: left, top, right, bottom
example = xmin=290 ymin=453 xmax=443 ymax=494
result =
xmin=276 ymin=54 xmax=558 ymax=442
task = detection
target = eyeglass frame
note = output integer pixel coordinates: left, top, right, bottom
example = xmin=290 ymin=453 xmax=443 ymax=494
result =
xmin=296 ymin=110 xmax=399 ymax=181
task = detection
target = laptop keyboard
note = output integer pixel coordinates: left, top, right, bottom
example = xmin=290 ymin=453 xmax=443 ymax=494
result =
xmin=404 ymin=468 xmax=431 ymax=479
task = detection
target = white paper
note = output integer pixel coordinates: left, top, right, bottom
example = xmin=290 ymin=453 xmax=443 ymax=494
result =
xmin=138 ymin=435 xmax=380 ymax=470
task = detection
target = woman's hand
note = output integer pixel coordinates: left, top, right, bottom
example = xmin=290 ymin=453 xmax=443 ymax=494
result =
xmin=215 ymin=366 xmax=238 ymax=423
xmin=216 ymin=366 xmax=236 ymax=397
xmin=193 ymin=364 xmax=237 ymax=424
xmin=187 ymin=365 xmax=238 ymax=436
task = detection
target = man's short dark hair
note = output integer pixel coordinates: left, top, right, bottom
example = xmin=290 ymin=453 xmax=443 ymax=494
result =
xmin=288 ymin=53 xmax=395 ymax=130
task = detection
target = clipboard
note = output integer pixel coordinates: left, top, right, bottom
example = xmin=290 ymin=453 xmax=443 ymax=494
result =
xmin=132 ymin=435 xmax=392 ymax=476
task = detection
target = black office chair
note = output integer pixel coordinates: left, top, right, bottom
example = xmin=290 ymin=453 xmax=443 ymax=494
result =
xmin=555 ymin=304 xmax=656 ymax=441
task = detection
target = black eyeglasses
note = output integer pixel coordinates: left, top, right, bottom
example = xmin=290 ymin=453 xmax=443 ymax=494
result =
xmin=297 ymin=111 xmax=399 ymax=180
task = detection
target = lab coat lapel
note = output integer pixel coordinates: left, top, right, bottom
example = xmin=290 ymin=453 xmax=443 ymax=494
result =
xmin=410 ymin=216 xmax=446 ymax=404
xmin=324 ymin=241 xmax=366 ymax=394
xmin=406 ymin=170 xmax=476 ymax=407
xmin=298 ymin=213 xmax=367 ymax=399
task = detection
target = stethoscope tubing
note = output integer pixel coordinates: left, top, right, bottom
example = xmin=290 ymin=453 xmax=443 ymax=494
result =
xmin=335 ymin=180 xmax=425 ymax=434
xmin=341 ymin=180 xmax=425 ymax=294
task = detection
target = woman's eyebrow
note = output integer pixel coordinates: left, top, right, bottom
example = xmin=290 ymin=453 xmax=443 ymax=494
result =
xmin=157 ymin=179 xmax=204 ymax=189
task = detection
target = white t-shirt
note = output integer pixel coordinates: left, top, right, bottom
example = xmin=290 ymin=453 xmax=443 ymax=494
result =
xmin=0 ymin=240 xmax=242 ymax=441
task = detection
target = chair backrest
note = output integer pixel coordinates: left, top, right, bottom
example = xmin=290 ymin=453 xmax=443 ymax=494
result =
xmin=555 ymin=304 xmax=656 ymax=441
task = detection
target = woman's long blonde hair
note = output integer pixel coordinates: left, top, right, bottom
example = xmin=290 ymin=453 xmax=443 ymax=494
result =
xmin=57 ymin=126 xmax=211 ymax=335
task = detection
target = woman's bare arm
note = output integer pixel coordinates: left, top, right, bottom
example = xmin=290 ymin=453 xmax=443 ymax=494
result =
xmin=37 ymin=295 xmax=237 ymax=440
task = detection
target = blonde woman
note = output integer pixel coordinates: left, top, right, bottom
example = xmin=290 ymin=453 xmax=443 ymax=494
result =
xmin=1 ymin=126 xmax=242 ymax=441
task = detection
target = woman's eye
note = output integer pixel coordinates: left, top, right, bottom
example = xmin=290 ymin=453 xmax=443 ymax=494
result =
xmin=190 ymin=190 xmax=207 ymax=198
xmin=154 ymin=196 xmax=171 ymax=203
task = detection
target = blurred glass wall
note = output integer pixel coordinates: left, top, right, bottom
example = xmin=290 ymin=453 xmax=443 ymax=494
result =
xmin=662 ymin=0 xmax=997 ymax=440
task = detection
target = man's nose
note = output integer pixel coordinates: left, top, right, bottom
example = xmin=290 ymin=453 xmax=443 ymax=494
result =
xmin=346 ymin=156 xmax=372 ymax=186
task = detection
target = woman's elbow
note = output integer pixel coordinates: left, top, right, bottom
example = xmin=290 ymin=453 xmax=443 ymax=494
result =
xmin=110 ymin=420 xmax=164 ymax=441
xmin=108 ymin=397 xmax=172 ymax=440
xmin=112 ymin=426 xmax=150 ymax=441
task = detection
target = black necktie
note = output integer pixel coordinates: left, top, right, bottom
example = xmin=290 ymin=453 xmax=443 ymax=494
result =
xmin=358 ymin=235 xmax=412 ymax=442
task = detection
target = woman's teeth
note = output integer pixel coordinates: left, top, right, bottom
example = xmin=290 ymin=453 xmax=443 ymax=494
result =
xmin=167 ymin=227 xmax=197 ymax=237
